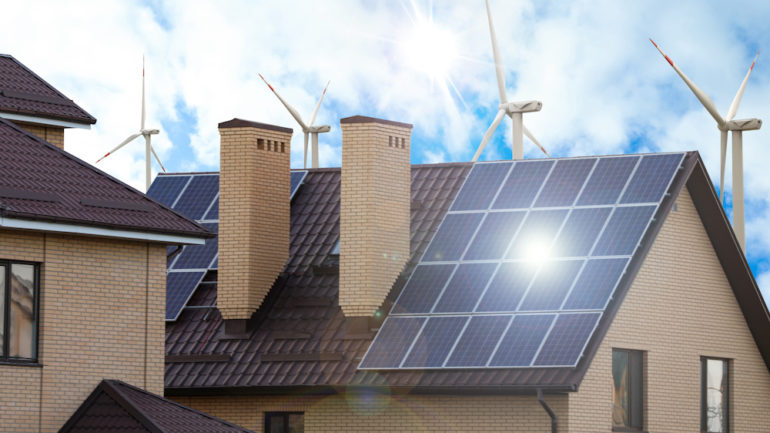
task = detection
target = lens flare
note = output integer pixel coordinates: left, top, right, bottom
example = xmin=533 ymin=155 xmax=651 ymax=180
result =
xmin=401 ymin=21 xmax=458 ymax=80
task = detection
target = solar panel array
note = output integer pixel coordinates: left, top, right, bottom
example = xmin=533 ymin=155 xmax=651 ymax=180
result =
xmin=147 ymin=170 xmax=308 ymax=320
xmin=360 ymin=153 xmax=684 ymax=370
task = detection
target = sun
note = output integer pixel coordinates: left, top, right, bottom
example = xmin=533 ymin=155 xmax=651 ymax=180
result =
xmin=401 ymin=19 xmax=458 ymax=80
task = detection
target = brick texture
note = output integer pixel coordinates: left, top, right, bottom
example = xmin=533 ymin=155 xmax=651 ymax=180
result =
xmin=339 ymin=120 xmax=412 ymax=317
xmin=568 ymin=187 xmax=770 ymax=432
xmin=0 ymin=229 xmax=166 ymax=432
xmin=172 ymin=392 xmax=567 ymax=433
xmin=218 ymin=125 xmax=292 ymax=320
xmin=12 ymin=121 xmax=65 ymax=150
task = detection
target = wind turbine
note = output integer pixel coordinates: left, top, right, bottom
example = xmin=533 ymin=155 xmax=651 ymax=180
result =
xmin=259 ymin=74 xmax=330 ymax=169
xmin=473 ymin=0 xmax=549 ymax=162
xmin=96 ymin=57 xmax=165 ymax=191
xmin=651 ymin=39 xmax=761 ymax=251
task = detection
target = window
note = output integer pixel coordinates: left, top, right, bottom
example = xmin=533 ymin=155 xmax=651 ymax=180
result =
xmin=265 ymin=412 xmax=304 ymax=433
xmin=702 ymin=357 xmax=729 ymax=433
xmin=0 ymin=261 xmax=39 ymax=362
xmin=612 ymin=349 xmax=643 ymax=430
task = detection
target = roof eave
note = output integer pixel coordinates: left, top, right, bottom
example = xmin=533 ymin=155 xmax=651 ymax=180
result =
xmin=0 ymin=111 xmax=94 ymax=128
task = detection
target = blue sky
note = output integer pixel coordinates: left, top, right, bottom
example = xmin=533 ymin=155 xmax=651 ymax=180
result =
xmin=4 ymin=0 xmax=770 ymax=299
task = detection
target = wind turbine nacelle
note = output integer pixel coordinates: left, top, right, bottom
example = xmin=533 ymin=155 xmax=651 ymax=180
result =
xmin=141 ymin=129 xmax=160 ymax=135
xmin=726 ymin=118 xmax=762 ymax=131
xmin=309 ymin=125 xmax=331 ymax=133
xmin=501 ymin=100 xmax=542 ymax=114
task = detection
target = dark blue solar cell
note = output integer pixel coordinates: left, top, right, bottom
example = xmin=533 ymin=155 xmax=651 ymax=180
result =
xmin=403 ymin=316 xmax=468 ymax=368
xmin=563 ymin=258 xmax=628 ymax=310
xmin=490 ymin=314 xmax=555 ymax=367
xmin=166 ymin=271 xmax=206 ymax=320
xmin=147 ymin=175 xmax=190 ymax=208
xmin=476 ymin=262 xmax=537 ymax=312
xmin=173 ymin=175 xmax=220 ymax=220
xmin=203 ymin=197 xmax=219 ymax=220
xmin=552 ymin=208 xmax=612 ymax=257
xmin=433 ymin=263 xmax=497 ymax=313
xmin=172 ymin=223 xmax=219 ymax=270
xmin=577 ymin=156 xmax=639 ymax=205
xmin=422 ymin=213 xmax=484 ymax=262
xmin=506 ymin=209 xmax=568 ymax=259
xmin=392 ymin=264 xmax=455 ymax=314
xmin=451 ymin=162 xmax=512 ymax=211
xmin=620 ymin=153 xmax=683 ymax=204
xmin=519 ymin=260 xmax=584 ymax=311
xmin=445 ymin=315 xmax=510 ymax=367
xmin=492 ymin=160 xmax=554 ymax=209
xmin=463 ymin=211 xmax=526 ymax=260
xmin=291 ymin=171 xmax=307 ymax=199
xmin=592 ymin=206 xmax=655 ymax=256
xmin=359 ymin=317 xmax=426 ymax=369
xmin=534 ymin=158 xmax=596 ymax=207
xmin=534 ymin=313 xmax=600 ymax=366
xmin=211 ymin=258 xmax=218 ymax=269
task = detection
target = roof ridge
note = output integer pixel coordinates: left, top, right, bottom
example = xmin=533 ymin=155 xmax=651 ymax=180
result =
xmin=100 ymin=380 xmax=167 ymax=433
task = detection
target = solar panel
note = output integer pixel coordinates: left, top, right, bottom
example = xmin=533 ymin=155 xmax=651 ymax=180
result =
xmin=203 ymin=197 xmax=218 ymax=220
xmin=171 ymin=223 xmax=218 ymax=270
xmin=173 ymin=175 xmax=219 ymax=220
xmin=291 ymin=171 xmax=308 ymax=199
xmin=360 ymin=153 xmax=685 ymax=371
xmin=359 ymin=317 xmax=425 ymax=369
xmin=451 ymin=162 xmax=512 ymax=211
xmin=146 ymin=175 xmax=190 ymax=207
xmin=166 ymin=271 xmax=206 ymax=320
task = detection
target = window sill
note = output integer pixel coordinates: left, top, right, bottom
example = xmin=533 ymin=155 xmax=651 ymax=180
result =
xmin=612 ymin=427 xmax=647 ymax=433
xmin=0 ymin=360 xmax=42 ymax=368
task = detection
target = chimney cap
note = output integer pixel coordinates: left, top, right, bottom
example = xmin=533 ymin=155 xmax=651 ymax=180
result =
xmin=340 ymin=115 xmax=412 ymax=129
xmin=218 ymin=118 xmax=293 ymax=133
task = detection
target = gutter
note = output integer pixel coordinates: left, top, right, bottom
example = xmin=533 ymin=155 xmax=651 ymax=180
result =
xmin=0 ymin=111 xmax=92 ymax=129
xmin=537 ymin=388 xmax=557 ymax=433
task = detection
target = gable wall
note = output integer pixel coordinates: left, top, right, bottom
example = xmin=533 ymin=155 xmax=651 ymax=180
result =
xmin=0 ymin=229 xmax=166 ymax=432
xmin=12 ymin=121 xmax=65 ymax=150
xmin=568 ymin=187 xmax=770 ymax=432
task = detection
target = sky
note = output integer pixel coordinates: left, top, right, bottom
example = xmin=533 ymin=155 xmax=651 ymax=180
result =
xmin=3 ymin=0 xmax=770 ymax=299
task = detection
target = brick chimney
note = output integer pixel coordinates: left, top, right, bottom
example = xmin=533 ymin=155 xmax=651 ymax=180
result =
xmin=217 ymin=118 xmax=292 ymax=332
xmin=339 ymin=115 xmax=412 ymax=318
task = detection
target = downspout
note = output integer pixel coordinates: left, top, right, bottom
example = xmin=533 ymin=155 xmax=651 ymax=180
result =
xmin=537 ymin=388 xmax=558 ymax=433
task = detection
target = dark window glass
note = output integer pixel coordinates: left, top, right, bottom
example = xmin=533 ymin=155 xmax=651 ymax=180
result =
xmin=1 ymin=261 xmax=39 ymax=361
xmin=702 ymin=358 xmax=729 ymax=433
xmin=265 ymin=412 xmax=304 ymax=433
xmin=612 ymin=349 xmax=643 ymax=430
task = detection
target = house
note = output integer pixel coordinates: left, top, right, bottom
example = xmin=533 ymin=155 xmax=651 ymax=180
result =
xmin=156 ymin=116 xmax=770 ymax=432
xmin=0 ymin=55 xmax=254 ymax=433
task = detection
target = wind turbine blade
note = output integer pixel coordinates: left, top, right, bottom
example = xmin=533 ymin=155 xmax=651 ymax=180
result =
xmin=650 ymin=39 xmax=725 ymax=127
xmin=96 ymin=133 xmax=142 ymax=164
xmin=259 ymin=74 xmax=308 ymax=130
xmin=522 ymin=124 xmax=550 ymax=157
xmin=473 ymin=109 xmax=506 ymax=162
xmin=726 ymin=50 xmax=760 ymax=121
xmin=485 ymin=0 xmax=507 ymax=104
xmin=720 ymin=130 xmax=727 ymax=203
xmin=308 ymin=80 xmax=330 ymax=126
xmin=141 ymin=55 xmax=146 ymax=130
xmin=150 ymin=144 xmax=166 ymax=173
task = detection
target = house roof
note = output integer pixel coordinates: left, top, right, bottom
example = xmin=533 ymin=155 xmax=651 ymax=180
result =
xmin=163 ymin=151 xmax=770 ymax=395
xmin=0 ymin=54 xmax=96 ymax=126
xmin=0 ymin=118 xmax=211 ymax=241
xmin=58 ymin=379 xmax=254 ymax=433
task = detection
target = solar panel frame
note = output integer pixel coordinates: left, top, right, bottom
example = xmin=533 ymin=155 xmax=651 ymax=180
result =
xmin=165 ymin=270 xmax=207 ymax=321
xmin=146 ymin=175 xmax=192 ymax=208
xmin=173 ymin=175 xmax=220 ymax=220
xmin=450 ymin=162 xmax=513 ymax=211
xmin=291 ymin=170 xmax=308 ymax=199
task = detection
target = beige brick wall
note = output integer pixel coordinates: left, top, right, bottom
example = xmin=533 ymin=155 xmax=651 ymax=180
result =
xmin=0 ymin=229 xmax=166 ymax=432
xmin=339 ymin=120 xmax=412 ymax=317
xmin=569 ymin=187 xmax=770 ymax=432
xmin=12 ymin=121 xmax=65 ymax=150
xmin=219 ymin=125 xmax=292 ymax=320
xmin=172 ymin=392 xmax=567 ymax=433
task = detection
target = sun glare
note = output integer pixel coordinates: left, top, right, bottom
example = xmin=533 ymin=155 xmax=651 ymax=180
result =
xmin=525 ymin=239 xmax=552 ymax=266
xmin=401 ymin=21 xmax=458 ymax=80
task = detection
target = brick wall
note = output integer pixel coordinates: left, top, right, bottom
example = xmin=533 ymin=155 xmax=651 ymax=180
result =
xmin=12 ymin=121 xmax=65 ymax=150
xmin=172 ymin=392 xmax=567 ymax=433
xmin=339 ymin=117 xmax=412 ymax=317
xmin=0 ymin=229 xmax=166 ymax=432
xmin=568 ymin=187 xmax=770 ymax=432
xmin=218 ymin=121 xmax=292 ymax=320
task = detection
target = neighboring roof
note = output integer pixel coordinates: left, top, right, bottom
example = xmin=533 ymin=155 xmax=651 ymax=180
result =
xmin=0 ymin=54 xmax=96 ymax=126
xmin=164 ymin=151 xmax=770 ymax=395
xmin=0 ymin=118 xmax=211 ymax=241
xmin=58 ymin=379 xmax=254 ymax=433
